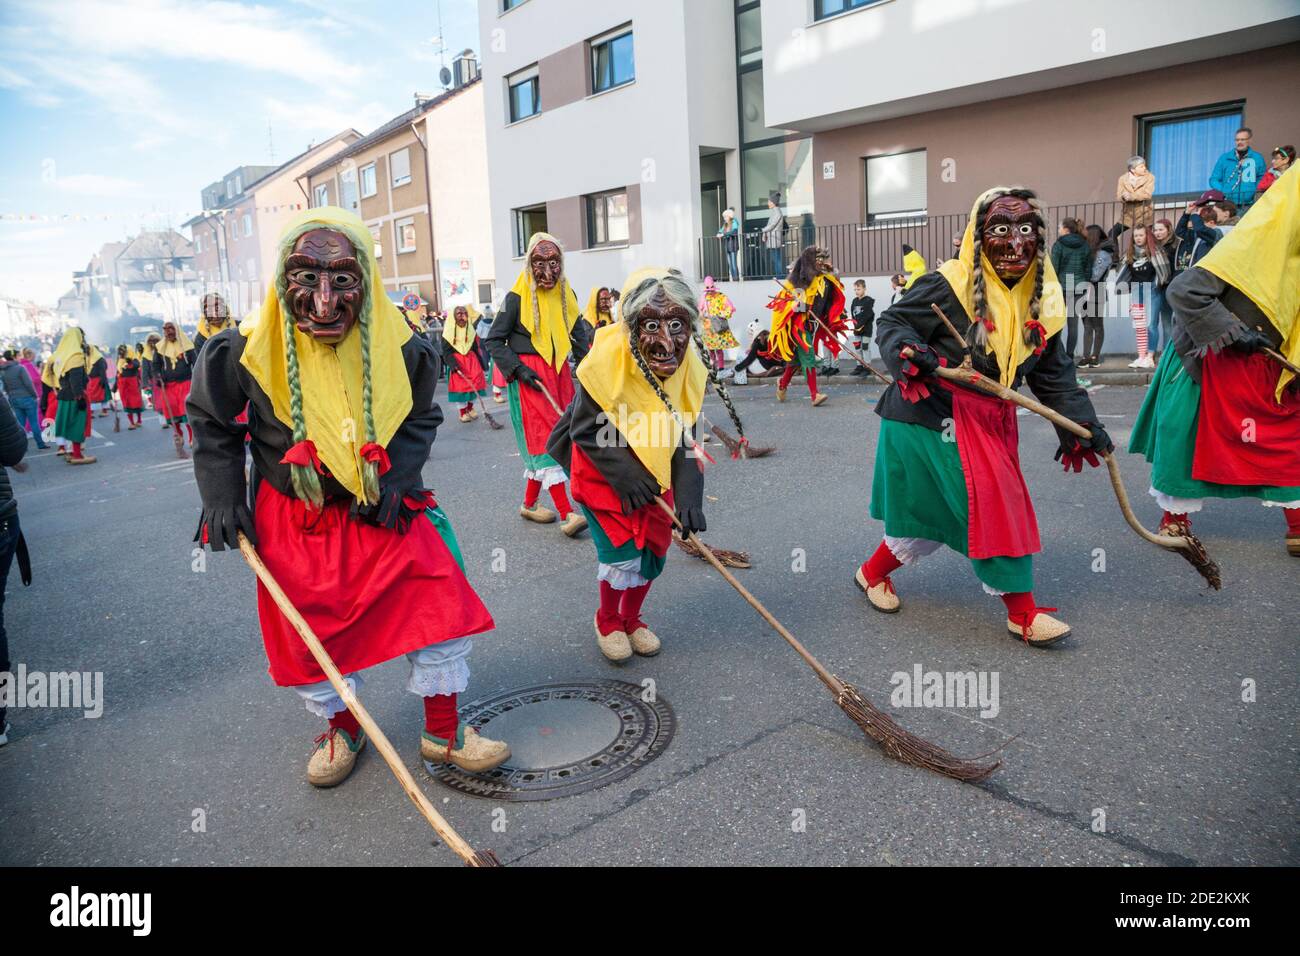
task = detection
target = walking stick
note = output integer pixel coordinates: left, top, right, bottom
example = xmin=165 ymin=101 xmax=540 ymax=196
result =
xmin=112 ymin=397 xmax=121 ymax=433
xmin=1264 ymin=346 xmax=1300 ymax=378
xmin=812 ymin=315 xmax=892 ymax=385
xmin=475 ymin=394 xmax=504 ymax=430
xmin=652 ymin=497 xmax=999 ymax=782
xmin=153 ymin=376 xmax=186 ymax=459
xmin=914 ymin=304 xmax=1221 ymax=589
xmin=235 ymin=532 xmax=503 ymax=867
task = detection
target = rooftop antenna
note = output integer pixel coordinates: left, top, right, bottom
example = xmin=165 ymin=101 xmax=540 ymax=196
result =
xmin=432 ymin=0 xmax=449 ymax=88
xmin=267 ymin=119 xmax=276 ymax=164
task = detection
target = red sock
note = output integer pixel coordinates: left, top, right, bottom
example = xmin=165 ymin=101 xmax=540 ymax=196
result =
xmin=1162 ymin=510 xmax=1189 ymax=529
xmin=597 ymin=580 xmax=623 ymax=634
xmin=1285 ymin=508 xmax=1300 ymax=535
xmin=1001 ymin=591 xmax=1039 ymax=626
xmin=328 ymin=708 xmax=361 ymax=740
xmin=778 ymin=365 xmax=796 ymax=389
xmin=71 ymin=442 xmax=83 ymax=457
xmin=524 ymin=477 xmax=542 ymax=508
xmin=619 ymin=581 xmax=652 ymax=631
xmin=422 ymin=693 xmax=458 ymax=740
xmin=861 ymin=540 xmax=902 ymax=586
xmin=463 ymin=402 xmax=474 ymax=415
xmin=806 ymin=368 xmax=819 ymax=398
xmin=185 ymin=423 xmax=193 ymax=444
xmin=548 ymin=483 xmax=572 ymax=519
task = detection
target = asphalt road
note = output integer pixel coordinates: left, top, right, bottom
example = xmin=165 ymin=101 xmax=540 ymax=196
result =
xmin=1 ymin=374 xmax=1294 ymax=867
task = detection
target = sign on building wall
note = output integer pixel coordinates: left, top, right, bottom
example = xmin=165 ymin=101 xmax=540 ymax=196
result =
xmin=439 ymin=258 xmax=475 ymax=307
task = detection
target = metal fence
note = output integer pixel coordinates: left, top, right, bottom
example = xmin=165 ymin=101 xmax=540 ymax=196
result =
xmin=697 ymin=199 xmax=1189 ymax=281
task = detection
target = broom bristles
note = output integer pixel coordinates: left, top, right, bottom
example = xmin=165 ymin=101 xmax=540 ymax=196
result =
xmin=674 ymin=534 xmax=750 ymax=568
xmin=1176 ymin=531 xmax=1222 ymax=590
xmin=469 ymin=849 xmax=504 ymax=867
xmin=709 ymin=425 xmax=777 ymax=460
xmin=835 ymin=680 xmax=1001 ymax=782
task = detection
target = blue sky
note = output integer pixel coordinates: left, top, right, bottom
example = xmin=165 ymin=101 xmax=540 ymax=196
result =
xmin=0 ymin=0 xmax=480 ymax=305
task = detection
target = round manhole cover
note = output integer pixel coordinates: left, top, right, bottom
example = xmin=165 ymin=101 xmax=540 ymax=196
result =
xmin=428 ymin=680 xmax=674 ymax=801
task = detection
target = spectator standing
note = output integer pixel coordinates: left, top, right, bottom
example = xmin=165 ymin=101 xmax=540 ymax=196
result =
xmin=848 ymin=279 xmax=875 ymax=375
xmin=888 ymin=272 xmax=907 ymax=305
xmin=19 ymin=349 xmax=41 ymax=394
xmin=1078 ymin=224 xmax=1115 ymax=368
xmin=716 ymin=207 xmax=740 ymax=281
xmin=1209 ymin=127 xmax=1266 ymax=211
xmin=1173 ymin=195 xmax=1221 ymax=274
xmin=1256 ymin=144 xmax=1295 ymax=197
xmin=0 ymin=390 xmax=31 ymax=746
xmin=761 ymin=192 xmax=785 ymax=278
xmin=1116 ymin=156 xmax=1156 ymax=230
xmin=0 ymin=351 xmax=46 ymax=448
xmin=1118 ymin=224 xmax=1158 ymax=369
xmin=1050 ymin=218 xmax=1091 ymax=360
xmin=1147 ymin=218 xmax=1177 ymax=358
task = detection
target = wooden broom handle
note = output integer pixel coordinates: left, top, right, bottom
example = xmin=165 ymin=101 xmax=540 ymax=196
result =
xmin=811 ymin=315 xmax=892 ymax=385
xmin=236 ymin=533 xmax=490 ymax=866
xmin=652 ymin=498 xmax=844 ymax=696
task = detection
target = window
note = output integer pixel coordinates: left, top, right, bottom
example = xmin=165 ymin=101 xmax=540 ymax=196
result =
xmin=513 ymin=204 xmax=548 ymax=257
xmin=313 ymin=183 xmax=329 ymax=207
xmin=360 ymin=163 xmax=377 ymax=198
xmin=194 ymin=234 xmax=203 ymax=253
xmin=242 ymin=213 xmax=253 ymax=237
xmin=395 ymin=217 xmax=417 ymax=254
xmin=866 ymin=149 xmax=927 ymax=221
xmin=586 ymin=189 xmax=629 ymax=247
xmin=507 ymin=67 xmax=540 ymax=122
xmin=502 ymin=0 xmax=527 ymax=10
xmin=743 ymin=140 xmax=814 ymax=218
xmin=736 ymin=5 xmax=762 ymax=66
xmin=477 ymin=281 xmax=493 ymax=304
xmin=1139 ymin=102 xmax=1245 ymax=198
xmin=370 ymin=226 xmax=383 ymax=259
xmin=390 ymin=148 xmax=412 ymax=188
xmin=590 ymin=28 xmax=634 ymax=94
xmin=340 ymin=167 xmax=359 ymax=212
xmin=814 ymin=0 xmax=886 ymax=20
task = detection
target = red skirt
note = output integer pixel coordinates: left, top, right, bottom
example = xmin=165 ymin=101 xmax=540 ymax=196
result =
xmin=252 ymin=483 xmax=494 ymax=686
xmin=448 ymin=349 xmax=487 ymax=399
xmin=570 ymin=444 xmax=675 ymax=555
xmin=118 ymin=375 xmax=143 ymax=412
xmin=43 ymin=391 xmax=57 ymax=422
xmin=85 ymin=378 xmax=106 ymax=403
xmin=1193 ymin=350 xmax=1300 ymax=486
xmin=160 ymin=380 xmax=191 ymax=422
xmin=516 ymin=352 xmax=574 ymax=456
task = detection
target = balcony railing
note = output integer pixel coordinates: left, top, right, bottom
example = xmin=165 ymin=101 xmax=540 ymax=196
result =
xmin=698 ymin=199 xmax=1188 ymax=282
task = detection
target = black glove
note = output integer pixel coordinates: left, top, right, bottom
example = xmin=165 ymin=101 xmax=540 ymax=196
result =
xmin=899 ymin=342 xmax=939 ymax=377
xmin=76 ymin=397 xmax=87 ymax=411
xmin=356 ymin=489 xmax=424 ymax=534
xmin=1228 ymin=328 xmax=1271 ymax=355
xmin=515 ymin=365 xmax=543 ymax=390
xmin=675 ymin=505 xmax=706 ymax=535
xmin=614 ymin=474 xmax=660 ymax=516
xmin=194 ymin=505 xmax=257 ymax=552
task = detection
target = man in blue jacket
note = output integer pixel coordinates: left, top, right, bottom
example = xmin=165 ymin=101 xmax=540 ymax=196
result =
xmin=1209 ymin=127 xmax=1266 ymax=211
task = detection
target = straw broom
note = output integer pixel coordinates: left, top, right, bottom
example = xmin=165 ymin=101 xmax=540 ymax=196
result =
xmin=236 ymin=533 xmax=503 ymax=867
xmin=917 ymin=303 xmax=1221 ymax=589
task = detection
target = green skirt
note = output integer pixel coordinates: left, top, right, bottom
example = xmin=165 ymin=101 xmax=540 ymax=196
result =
xmin=448 ymin=387 xmax=488 ymax=403
xmin=869 ymin=417 xmax=1033 ymax=593
xmin=507 ymin=380 xmax=561 ymax=473
xmin=425 ymin=505 xmax=466 ymax=570
xmin=1129 ymin=348 xmax=1300 ymax=501
xmin=580 ymin=505 xmax=667 ymax=581
xmin=54 ymin=400 xmax=86 ymax=443
xmin=792 ymin=341 xmax=818 ymax=370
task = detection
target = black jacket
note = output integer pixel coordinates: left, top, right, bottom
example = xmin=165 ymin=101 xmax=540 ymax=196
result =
xmin=874 ymin=272 xmax=1100 ymax=449
xmin=850 ymin=294 xmax=875 ymax=337
xmin=57 ymin=367 xmax=88 ymax=402
xmin=546 ymin=382 xmax=705 ymax=532
xmin=484 ymin=290 xmax=592 ymax=381
xmin=187 ymin=327 xmax=443 ymax=549
xmin=0 ymin=392 xmax=28 ymax=521
xmin=156 ymin=348 xmax=196 ymax=384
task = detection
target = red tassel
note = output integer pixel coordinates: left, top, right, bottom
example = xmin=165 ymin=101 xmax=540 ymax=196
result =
xmin=280 ymin=439 xmax=323 ymax=473
xmin=359 ymin=441 xmax=392 ymax=475
xmin=1024 ymin=319 xmax=1047 ymax=356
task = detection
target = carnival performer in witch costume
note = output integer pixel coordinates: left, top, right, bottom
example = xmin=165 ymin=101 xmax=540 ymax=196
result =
xmin=439 ymin=303 xmax=489 ymax=423
xmin=189 ymin=207 xmax=508 ymax=788
xmin=1129 ymin=168 xmax=1300 ymax=556
xmin=83 ymin=342 xmax=112 ymax=418
xmin=485 ymin=232 xmax=592 ymax=537
xmin=549 ymin=268 xmax=743 ymax=662
xmin=193 ymin=293 xmax=236 ymax=351
xmin=114 ymin=344 xmax=145 ymax=429
xmin=155 ymin=321 xmax=197 ymax=450
xmin=859 ymin=186 xmax=1109 ymax=647
xmin=765 ymin=245 xmax=849 ymax=406
xmin=699 ymin=276 xmax=740 ymax=372
xmin=585 ymin=286 xmax=616 ymax=329
xmin=49 ymin=327 xmax=99 ymax=465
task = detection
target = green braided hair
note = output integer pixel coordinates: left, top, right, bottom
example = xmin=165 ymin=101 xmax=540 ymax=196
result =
xmin=273 ymin=217 xmax=379 ymax=508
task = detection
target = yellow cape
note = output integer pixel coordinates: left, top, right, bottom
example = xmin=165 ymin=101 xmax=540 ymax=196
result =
xmin=155 ymin=328 xmax=196 ymax=365
xmin=238 ymin=206 xmax=413 ymax=505
xmin=903 ymin=247 xmax=927 ymax=289
xmin=577 ymin=312 xmax=707 ymax=493
xmin=938 ymin=187 xmax=1065 ymax=387
xmin=511 ymin=232 xmax=580 ymax=371
xmin=41 ymin=357 xmax=57 ymax=389
xmin=52 ymin=327 xmax=103 ymax=378
xmin=442 ymin=302 xmax=481 ymax=356
xmin=1198 ymin=168 xmax=1300 ymax=400
xmin=197 ymin=316 xmax=235 ymax=340
xmin=585 ymin=287 xmax=614 ymax=328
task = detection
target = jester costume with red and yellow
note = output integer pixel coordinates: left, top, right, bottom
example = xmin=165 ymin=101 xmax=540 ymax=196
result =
xmin=859 ymin=187 xmax=1111 ymax=647
xmin=764 ymin=246 xmax=849 ymax=406
xmin=189 ymin=207 xmax=508 ymax=788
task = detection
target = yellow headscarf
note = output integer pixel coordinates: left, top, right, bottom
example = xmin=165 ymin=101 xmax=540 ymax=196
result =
xmin=441 ymin=302 xmax=481 ymax=356
xmin=116 ymin=346 xmax=136 ymax=374
xmin=155 ymin=326 xmax=196 ymax=364
xmin=938 ymin=187 xmax=1065 ymax=387
xmin=238 ymin=206 xmax=413 ymax=506
xmin=41 ymin=356 xmax=57 ymax=389
xmin=197 ymin=316 xmax=235 ymax=339
xmin=576 ymin=268 xmax=708 ymax=491
xmin=510 ymin=232 xmax=580 ymax=371
xmin=1198 ymin=168 xmax=1300 ymax=400
xmin=903 ymin=246 xmax=927 ymax=289
xmin=51 ymin=327 xmax=103 ymax=378
xmin=140 ymin=339 xmax=157 ymax=363
xmin=585 ymin=287 xmax=614 ymax=328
